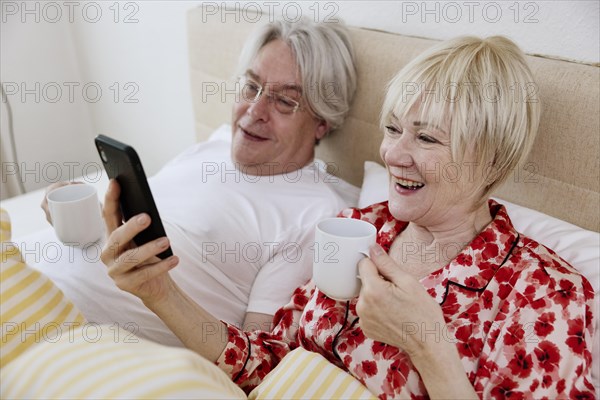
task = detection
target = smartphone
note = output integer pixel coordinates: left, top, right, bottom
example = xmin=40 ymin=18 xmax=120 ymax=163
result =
xmin=95 ymin=134 xmax=173 ymax=259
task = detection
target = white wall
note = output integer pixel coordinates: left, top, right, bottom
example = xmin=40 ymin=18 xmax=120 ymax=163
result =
xmin=68 ymin=1 xmax=197 ymax=176
xmin=0 ymin=5 xmax=97 ymax=196
xmin=1 ymin=0 xmax=598 ymax=199
xmin=1 ymin=0 xmax=198 ymax=197
xmin=335 ymin=0 xmax=599 ymax=64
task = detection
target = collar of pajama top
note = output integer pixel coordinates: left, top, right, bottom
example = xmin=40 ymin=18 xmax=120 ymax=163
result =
xmin=346 ymin=200 xmax=521 ymax=304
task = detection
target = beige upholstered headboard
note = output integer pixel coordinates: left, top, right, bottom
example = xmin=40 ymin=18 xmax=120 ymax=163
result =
xmin=188 ymin=6 xmax=599 ymax=232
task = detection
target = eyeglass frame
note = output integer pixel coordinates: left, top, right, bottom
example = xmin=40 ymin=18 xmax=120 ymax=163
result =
xmin=237 ymin=74 xmax=303 ymax=115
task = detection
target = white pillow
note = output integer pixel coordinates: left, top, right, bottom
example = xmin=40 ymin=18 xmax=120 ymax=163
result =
xmin=358 ymin=161 xmax=390 ymax=208
xmin=358 ymin=161 xmax=599 ymax=392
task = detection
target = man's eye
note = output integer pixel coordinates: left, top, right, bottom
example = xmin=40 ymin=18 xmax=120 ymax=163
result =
xmin=246 ymin=82 xmax=260 ymax=93
xmin=385 ymin=125 xmax=402 ymax=135
xmin=276 ymin=96 xmax=297 ymax=108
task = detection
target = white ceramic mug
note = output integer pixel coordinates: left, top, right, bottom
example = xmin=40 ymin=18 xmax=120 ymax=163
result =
xmin=47 ymin=184 xmax=104 ymax=246
xmin=313 ymin=218 xmax=377 ymax=300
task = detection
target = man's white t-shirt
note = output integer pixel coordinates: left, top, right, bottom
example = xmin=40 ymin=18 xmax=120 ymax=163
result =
xmin=150 ymin=137 xmax=357 ymax=329
xmin=32 ymin=128 xmax=358 ymax=346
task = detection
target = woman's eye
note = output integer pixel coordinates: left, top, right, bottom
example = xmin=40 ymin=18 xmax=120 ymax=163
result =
xmin=418 ymin=134 xmax=437 ymax=143
xmin=385 ymin=125 xmax=402 ymax=135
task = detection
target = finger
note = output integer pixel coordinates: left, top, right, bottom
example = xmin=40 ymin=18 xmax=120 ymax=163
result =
xmin=41 ymin=199 xmax=53 ymax=225
xmin=105 ymin=212 xmax=151 ymax=259
xmin=115 ymin=256 xmax=178 ymax=290
xmin=356 ymin=259 xmax=383 ymax=322
xmin=103 ymin=179 xmax=123 ymax=234
xmin=358 ymin=257 xmax=381 ymax=286
xmin=367 ymin=243 xmax=406 ymax=284
xmin=108 ymin=236 xmax=171 ymax=276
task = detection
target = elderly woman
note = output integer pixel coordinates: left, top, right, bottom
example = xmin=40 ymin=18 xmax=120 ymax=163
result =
xmin=103 ymin=36 xmax=595 ymax=399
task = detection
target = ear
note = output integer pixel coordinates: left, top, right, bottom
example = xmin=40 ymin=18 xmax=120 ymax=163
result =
xmin=314 ymin=119 xmax=330 ymax=141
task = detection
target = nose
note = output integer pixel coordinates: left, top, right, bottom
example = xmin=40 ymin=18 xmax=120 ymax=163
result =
xmin=382 ymin=135 xmax=414 ymax=168
xmin=246 ymin=92 xmax=270 ymax=121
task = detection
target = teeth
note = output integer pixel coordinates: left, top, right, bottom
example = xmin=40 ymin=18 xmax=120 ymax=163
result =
xmin=396 ymin=178 xmax=424 ymax=188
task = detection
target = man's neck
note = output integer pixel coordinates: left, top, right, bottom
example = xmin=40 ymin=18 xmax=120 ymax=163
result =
xmin=233 ymin=158 xmax=316 ymax=177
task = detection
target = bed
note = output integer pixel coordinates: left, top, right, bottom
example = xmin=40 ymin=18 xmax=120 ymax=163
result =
xmin=1 ymin=4 xmax=598 ymax=398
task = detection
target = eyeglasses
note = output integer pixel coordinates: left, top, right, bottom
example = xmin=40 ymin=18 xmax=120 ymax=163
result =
xmin=238 ymin=75 xmax=301 ymax=115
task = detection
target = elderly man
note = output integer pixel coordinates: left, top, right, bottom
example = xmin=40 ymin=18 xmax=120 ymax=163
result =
xmin=41 ymin=17 xmax=358 ymax=346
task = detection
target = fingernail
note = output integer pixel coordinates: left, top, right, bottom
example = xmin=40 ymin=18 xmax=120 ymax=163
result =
xmin=156 ymin=237 xmax=168 ymax=248
xmin=137 ymin=214 xmax=149 ymax=225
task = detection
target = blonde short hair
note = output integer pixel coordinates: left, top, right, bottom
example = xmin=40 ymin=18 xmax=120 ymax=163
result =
xmin=381 ymin=36 xmax=541 ymax=198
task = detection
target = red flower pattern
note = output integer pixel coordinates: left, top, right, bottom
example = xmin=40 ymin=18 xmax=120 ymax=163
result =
xmin=534 ymin=312 xmax=556 ymax=337
xmin=489 ymin=377 xmax=525 ymax=399
xmin=534 ymin=341 xmax=561 ymax=373
xmin=507 ymin=347 xmax=534 ymax=378
xmin=356 ymin=360 xmax=379 ymax=379
xmin=215 ymin=201 xmax=596 ymax=399
xmin=566 ymin=318 xmax=586 ymax=354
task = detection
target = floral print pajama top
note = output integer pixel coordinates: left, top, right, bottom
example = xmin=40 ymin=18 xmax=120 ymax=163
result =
xmin=216 ymin=200 xmax=596 ymax=399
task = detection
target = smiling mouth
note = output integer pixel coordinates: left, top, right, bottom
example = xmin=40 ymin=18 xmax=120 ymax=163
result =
xmin=395 ymin=177 xmax=425 ymax=190
xmin=241 ymin=128 xmax=268 ymax=141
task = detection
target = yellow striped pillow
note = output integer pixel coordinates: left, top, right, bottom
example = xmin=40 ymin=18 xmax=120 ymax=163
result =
xmin=249 ymin=348 xmax=376 ymax=400
xmin=1 ymin=325 xmax=246 ymax=399
xmin=0 ymin=208 xmax=86 ymax=368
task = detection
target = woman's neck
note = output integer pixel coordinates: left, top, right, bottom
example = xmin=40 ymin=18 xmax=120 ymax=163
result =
xmin=390 ymin=202 xmax=493 ymax=280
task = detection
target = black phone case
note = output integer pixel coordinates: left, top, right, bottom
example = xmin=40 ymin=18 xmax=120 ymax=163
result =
xmin=95 ymin=134 xmax=173 ymax=259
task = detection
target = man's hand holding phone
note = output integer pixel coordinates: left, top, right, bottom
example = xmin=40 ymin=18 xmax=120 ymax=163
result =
xmin=100 ymin=179 xmax=179 ymax=305
xmin=95 ymin=134 xmax=173 ymax=259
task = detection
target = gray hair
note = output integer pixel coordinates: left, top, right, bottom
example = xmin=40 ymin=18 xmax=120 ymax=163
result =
xmin=236 ymin=18 xmax=357 ymax=134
